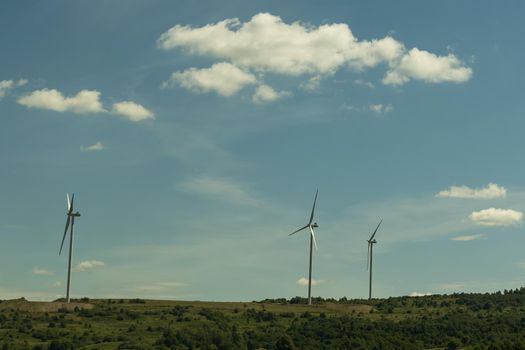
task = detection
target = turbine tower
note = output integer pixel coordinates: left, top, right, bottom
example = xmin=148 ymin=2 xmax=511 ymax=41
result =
xmin=367 ymin=219 xmax=382 ymax=300
xmin=289 ymin=189 xmax=319 ymax=305
xmin=60 ymin=193 xmax=80 ymax=303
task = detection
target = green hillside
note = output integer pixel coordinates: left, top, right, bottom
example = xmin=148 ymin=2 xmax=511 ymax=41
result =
xmin=2 ymin=289 xmax=525 ymax=349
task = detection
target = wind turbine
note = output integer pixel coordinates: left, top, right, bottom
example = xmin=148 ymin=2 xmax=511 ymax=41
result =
xmin=59 ymin=193 xmax=80 ymax=303
xmin=367 ymin=219 xmax=382 ymax=300
xmin=289 ymin=189 xmax=318 ymax=305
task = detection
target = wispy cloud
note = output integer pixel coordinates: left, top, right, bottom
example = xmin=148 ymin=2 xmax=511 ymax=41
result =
xmin=0 ymin=79 xmax=27 ymax=98
xmin=136 ymin=281 xmax=188 ymax=292
xmin=436 ymin=183 xmax=506 ymax=199
xmin=74 ymin=260 xmax=105 ymax=272
xmin=450 ymin=234 xmax=487 ymax=241
xmin=32 ymin=267 xmax=53 ymax=276
xmin=469 ymin=208 xmax=523 ymax=226
xmin=178 ymin=175 xmax=262 ymax=206
xmin=409 ymin=291 xmax=431 ymax=297
xmin=353 ymin=79 xmax=375 ymax=88
xmin=80 ymin=141 xmax=105 ymax=152
xmin=369 ymin=104 xmax=394 ymax=114
xmin=296 ymin=277 xmax=322 ymax=286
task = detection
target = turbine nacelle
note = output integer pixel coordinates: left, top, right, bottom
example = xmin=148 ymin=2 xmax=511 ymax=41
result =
xmin=68 ymin=211 xmax=81 ymax=217
xmin=311 ymin=222 xmax=318 ymax=228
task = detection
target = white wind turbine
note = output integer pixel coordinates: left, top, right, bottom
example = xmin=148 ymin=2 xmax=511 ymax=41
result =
xmin=59 ymin=193 xmax=80 ymax=303
xmin=289 ymin=189 xmax=319 ymax=305
xmin=367 ymin=219 xmax=382 ymax=300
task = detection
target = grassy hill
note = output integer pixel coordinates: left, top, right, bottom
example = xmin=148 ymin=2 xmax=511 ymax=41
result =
xmin=1 ymin=290 xmax=525 ymax=349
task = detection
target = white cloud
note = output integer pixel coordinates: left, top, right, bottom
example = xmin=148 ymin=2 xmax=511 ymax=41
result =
xmin=469 ymin=208 xmax=523 ymax=226
xmin=0 ymin=79 xmax=27 ymax=98
xmin=74 ymin=260 xmax=105 ymax=272
xmin=112 ymin=101 xmax=154 ymax=122
xmin=164 ymin=62 xmax=257 ymax=96
xmin=436 ymin=183 xmax=506 ymax=199
xmin=53 ymin=281 xmax=62 ymax=287
xmin=300 ymin=75 xmax=322 ymax=91
xmin=80 ymin=141 xmax=105 ymax=152
xmin=158 ymin=13 xmax=404 ymax=76
xmin=383 ymin=48 xmax=472 ymax=86
xmin=178 ymin=175 xmax=261 ymax=206
xmin=17 ymin=89 xmax=104 ymax=113
xmin=252 ymin=84 xmax=290 ymax=104
xmin=450 ymin=234 xmax=487 ymax=241
xmin=369 ymin=104 xmax=393 ymax=114
xmin=158 ymin=13 xmax=471 ymax=88
xmin=409 ymin=291 xmax=431 ymax=297
xmin=32 ymin=267 xmax=53 ymax=276
xmin=296 ymin=277 xmax=322 ymax=286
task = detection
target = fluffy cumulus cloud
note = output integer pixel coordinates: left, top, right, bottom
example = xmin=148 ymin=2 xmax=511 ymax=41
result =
xmin=383 ymin=48 xmax=472 ymax=86
xmin=296 ymin=277 xmax=322 ymax=286
xmin=0 ymin=79 xmax=27 ymax=98
xmin=157 ymin=12 xmax=472 ymax=93
xmin=164 ymin=62 xmax=257 ymax=96
xmin=450 ymin=234 xmax=487 ymax=241
xmin=436 ymin=183 xmax=507 ymax=199
xmin=252 ymin=84 xmax=290 ymax=104
xmin=17 ymin=89 xmax=104 ymax=113
xmin=178 ymin=175 xmax=261 ymax=206
xmin=80 ymin=141 xmax=105 ymax=152
xmin=74 ymin=260 xmax=105 ymax=272
xmin=469 ymin=208 xmax=523 ymax=226
xmin=158 ymin=13 xmax=404 ymax=75
xmin=112 ymin=101 xmax=154 ymax=121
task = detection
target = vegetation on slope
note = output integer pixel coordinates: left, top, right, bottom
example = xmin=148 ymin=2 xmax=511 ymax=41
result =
xmin=1 ymin=289 xmax=525 ymax=349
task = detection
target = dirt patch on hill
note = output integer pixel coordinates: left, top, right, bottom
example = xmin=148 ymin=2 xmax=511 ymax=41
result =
xmin=0 ymin=297 xmax=93 ymax=312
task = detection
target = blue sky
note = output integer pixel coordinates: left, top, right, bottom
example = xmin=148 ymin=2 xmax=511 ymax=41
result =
xmin=1 ymin=0 xmax=525 ymax=301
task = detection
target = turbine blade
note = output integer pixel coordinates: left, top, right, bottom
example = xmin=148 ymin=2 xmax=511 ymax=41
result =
xmin=289 ymin=224 xmax=309 ymax=236
xmin=69 ymin=193 xmax=75 ymax=214
xmin=66 ymin=193 xmax=71 ymax=212
xmin=310 ymin=227 xmax=318 ymax=250
xmin=369 ymin=218 xmax=383 ymax=241
xmin=308 ymin=189 xmax=318 ymax=225
xmin=60 ymin=216 xmax=71 ymax=255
